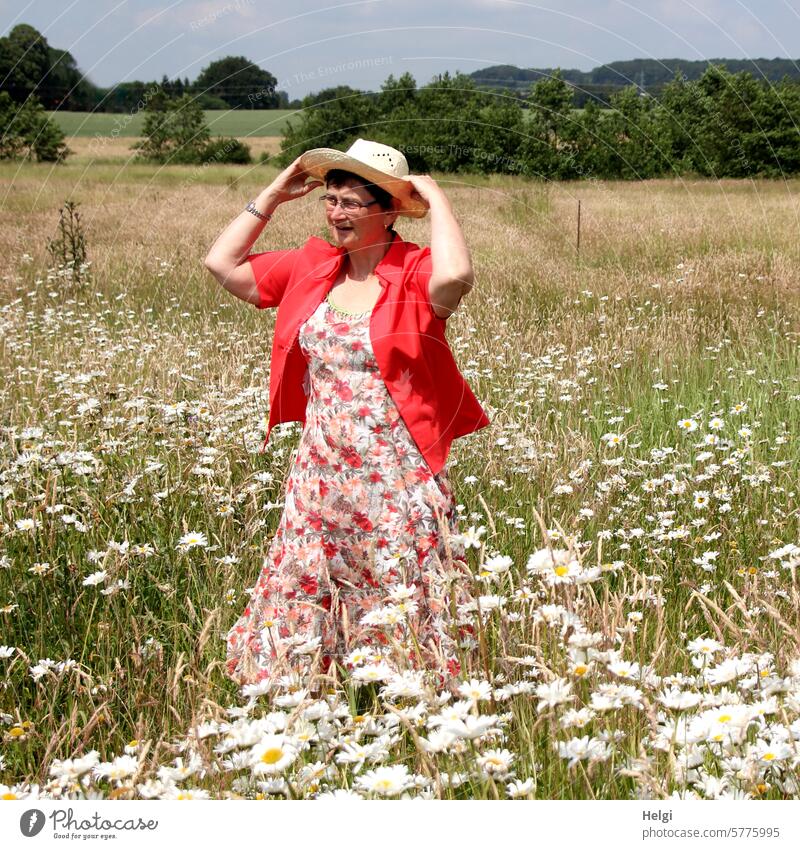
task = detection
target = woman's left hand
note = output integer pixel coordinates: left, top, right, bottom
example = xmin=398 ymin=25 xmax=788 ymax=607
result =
xmin=401 ymin=174 xmax=447 ymax=205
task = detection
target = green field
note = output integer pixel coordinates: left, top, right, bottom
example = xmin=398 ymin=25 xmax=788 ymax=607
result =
xmin=48 ymin=109 xmax=301 ymax=137
xmin=47 ymin=107 xmax=551 ymax=139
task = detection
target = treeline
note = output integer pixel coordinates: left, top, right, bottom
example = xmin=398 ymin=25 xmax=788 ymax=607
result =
xmin=472 ymin=58 xmax=800 ymax=107
xmin=0 ymin=24 xmax=292 ymax=111
xmin=0 ymin=21 xmax=267 ymax=165
xmin=279 ymin=68 xmax=800 ymax=179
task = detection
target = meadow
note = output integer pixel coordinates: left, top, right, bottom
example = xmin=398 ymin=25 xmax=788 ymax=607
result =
xmin=48 ymin=109 xmax=301 ymax=138
xmin=47 ymin=107 xmax=545 ymax=139
xmin=1 ymin=155 xmax=800 ymax=800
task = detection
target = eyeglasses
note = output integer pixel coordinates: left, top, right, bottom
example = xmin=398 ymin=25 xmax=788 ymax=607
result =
xmin=318 ymin=194 xmax=380 ymax=213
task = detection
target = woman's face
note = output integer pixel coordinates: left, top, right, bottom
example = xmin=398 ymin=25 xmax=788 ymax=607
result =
xmin=324 ymin=177 xmax=398 ymax=250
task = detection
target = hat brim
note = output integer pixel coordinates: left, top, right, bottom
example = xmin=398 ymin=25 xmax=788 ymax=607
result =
xmin=298 ymin=148 xmax=429 ymax=218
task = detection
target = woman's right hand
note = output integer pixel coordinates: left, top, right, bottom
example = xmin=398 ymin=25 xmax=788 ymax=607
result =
xmin=263 ymin=156 xmax=323 ymax=206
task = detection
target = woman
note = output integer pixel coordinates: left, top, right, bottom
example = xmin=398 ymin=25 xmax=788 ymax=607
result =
xmin=204 ymin=139 xmax=490 ymax=694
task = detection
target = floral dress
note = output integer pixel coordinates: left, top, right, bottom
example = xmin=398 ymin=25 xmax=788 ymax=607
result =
xmin=225 ymin=293 xmax=476 ymax=692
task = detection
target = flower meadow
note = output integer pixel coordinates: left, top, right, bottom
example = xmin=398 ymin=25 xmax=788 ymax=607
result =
xmin=1 ymin=163 xmax=800 ymax=800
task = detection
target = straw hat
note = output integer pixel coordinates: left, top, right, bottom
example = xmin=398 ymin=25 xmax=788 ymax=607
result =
xmin=299 ymin=138 xmax=429 ymax=218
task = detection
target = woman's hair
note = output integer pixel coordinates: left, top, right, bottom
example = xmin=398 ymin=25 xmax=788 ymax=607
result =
xmin=325 ymin=168 xmax=397 ymax=234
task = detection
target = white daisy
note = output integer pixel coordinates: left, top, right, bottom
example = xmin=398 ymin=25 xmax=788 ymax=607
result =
xmin=477 ymin=748 xmax=515 ymax=776
xmin=177 ymin=531 xmax=208 ymax=549
xmin=459 ymin=525 xmax=487 ymax=549
xmin=355 ymin=764 xmax=414 ymax=797
xmin=457 ymin=678 xmax=493 ymax=702
xmin=249 ymin=735 xmax=299 ymax=775
xmin=82 ymin=570 xmax=107 ymax=586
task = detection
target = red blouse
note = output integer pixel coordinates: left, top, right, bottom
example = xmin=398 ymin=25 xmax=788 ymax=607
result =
xmin=247 ymin=231 xmax=490 ymax=475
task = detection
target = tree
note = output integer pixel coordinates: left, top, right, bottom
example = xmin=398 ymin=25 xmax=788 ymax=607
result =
xmin=96 ymin=80 xmax=153 ymax=113
xmin=570 ymin=99 xmax=615 ymax=177
xmin=655 ymin=72 xmax=711 ymax=175
xmin=374 ymin=73 xmax=419 ymax=158
xmin=194 ymin=57 xmax=278 ymax=109
xmin=277 ymin=86 xmax=378 ymax=166
xmin=602 ymin=86 xmax=666 ymax=179
xmin=0 ymin=91 xmax=70 ymax=161
xmin=520 ymin=71 xmax=578 ymax=178
xmin=0 ymin=24 xmax=52 ymax=103
xmin=41 ymin=47 xmax=94 ymax=110
xmin=132 ymin=93 xmax=211 ymax=163
xmin=404 ymin=72 xmax=485 ymax=172
xmin=0 ymin=23 xmax=98 ymax=110
xmin=528 ymin=70 xmax=575 ymax=139
xmin=695 ymin=66 xmax=765 ymax=177
xmin=378 ymin=72 xmax=418 ymax=114
xmin=472 ymin=93 xmax=527 ymax=176
xmin=757 ymin=77 xmax=800 ymax=176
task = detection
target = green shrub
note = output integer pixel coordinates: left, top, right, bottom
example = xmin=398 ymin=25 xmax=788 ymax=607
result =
xmin=0 ymin=91 xmax=70 ymax=162
xmin=192 ymin=92 xmax=229 ymax=110
xmin=133 ymin=93 xmax=210 ymax=164
xmin=199 ymin=137 xmax=252 ymax=164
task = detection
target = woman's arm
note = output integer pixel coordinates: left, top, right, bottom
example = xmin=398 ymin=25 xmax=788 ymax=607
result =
xmin=203 ymin=156 xmax=322 ymax=305
xmin=402 ymin=174 xmax=474 ymax=319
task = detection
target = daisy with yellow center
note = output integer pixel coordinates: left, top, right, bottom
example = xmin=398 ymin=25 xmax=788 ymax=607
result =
xmin=477 ymin=748 xmax=515 ymax=775
xmin=177 ymin=531 xmax=208 ymax=549
xmin=567 ymin=648 xmax=592 ymax=678
xmin=545 ymin=558 xmax=581 ymax=585
xmin=355 ymin=764 xmax=413 ymax=797
xmin=170 ymin=788 xmax=211 ymax=799
xmin=249 ymin=735 xmax=299 ymax=776
xmin=751 ymin=739 xmax=791 ymax=763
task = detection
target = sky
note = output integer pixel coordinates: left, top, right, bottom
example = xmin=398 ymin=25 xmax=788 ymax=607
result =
xmin=1 ymin=0 xmax=799 ymax=97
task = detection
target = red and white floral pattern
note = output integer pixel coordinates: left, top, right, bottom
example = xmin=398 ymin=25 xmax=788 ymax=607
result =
xmin=225 ymin=298 xmax=475 ymax=692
